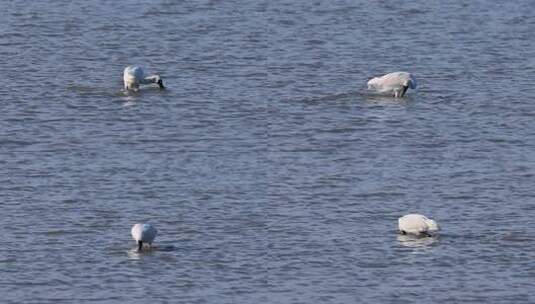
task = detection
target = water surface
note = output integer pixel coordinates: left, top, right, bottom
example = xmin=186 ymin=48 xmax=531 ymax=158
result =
xmin=1 ymin=1 xmax=535 ymax=303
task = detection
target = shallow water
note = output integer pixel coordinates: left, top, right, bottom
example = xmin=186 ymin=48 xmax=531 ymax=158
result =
xmin=1 ymin=1 xmax=535 ymax=303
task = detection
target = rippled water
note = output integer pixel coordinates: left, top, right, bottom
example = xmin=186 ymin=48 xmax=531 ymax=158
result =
xmin=2 ymin=1 xmax=535 ymax=303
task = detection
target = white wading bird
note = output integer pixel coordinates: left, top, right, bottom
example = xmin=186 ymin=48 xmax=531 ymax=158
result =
xmin=398 ymin=214 xmax=439 ymax=237
xmin=123 ymin=66 xmax=165 ymax=91
xmin=367 ymin=71 xmax=417 ymax=97
xmin=131 ymin=223 xmax=158 ymax=251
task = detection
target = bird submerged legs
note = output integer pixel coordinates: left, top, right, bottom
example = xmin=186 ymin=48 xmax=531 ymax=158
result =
xmin=394 ymin=85 xmax=409 ymax=98
xmin=400 ymin=85 xmax=408 ymax=97
xmin=125 ymin=83 xmax=139 ymax=92
xmin=399 ymin=86 xmax=409 ymax=97
xmin=137 ymin=240 xmax=143 ymax=251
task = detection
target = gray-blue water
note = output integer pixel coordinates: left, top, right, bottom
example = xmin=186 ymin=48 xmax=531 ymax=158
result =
xmin=1 ymin=1 xmax=535 ymax=303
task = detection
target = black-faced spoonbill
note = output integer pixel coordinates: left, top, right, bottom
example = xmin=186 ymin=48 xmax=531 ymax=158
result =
xmin=131 ymin=223 xmax=158 ymax=251
xmin=398 ymin=214 xmax=439 ymax=237
xmin=367 ymin=71 xmax=416 ymax=97
xmin=123 ymin=66 xmax=165 ymax=91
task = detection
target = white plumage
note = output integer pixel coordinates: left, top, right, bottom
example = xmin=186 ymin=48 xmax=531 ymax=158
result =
xmin=367 ymin=71 xmax=417 ymax=97
xmin=131 ymin=223 xmax=158 ymax=250
xmin=398 ymin=214 xmax=439 ymax=236
xmin=123 ymin=66 xmax=165 ymax=91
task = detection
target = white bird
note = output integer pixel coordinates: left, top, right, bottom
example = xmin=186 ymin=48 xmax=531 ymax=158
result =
xmin=123 ymin=66 xmax=165 ymax=91
xmin=398 ymin=214 xmax=439 ymax=237
xmin=367 ymin=71 xmax=417 ymax=97
xmin=131 ymin=223 xmax=158 ymax=251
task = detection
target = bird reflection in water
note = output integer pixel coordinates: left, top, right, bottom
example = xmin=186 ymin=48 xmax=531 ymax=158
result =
xmin=397 ymin=234 xmax=439 ymax=248
xmin=127 ymin=245 xmax=177 ymax=259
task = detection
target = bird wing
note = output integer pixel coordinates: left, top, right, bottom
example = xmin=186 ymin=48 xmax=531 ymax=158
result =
xmin=141 ymin=224 xmax=157 ymax=242
xmin=370 ymin=73 xmax=407 ymax=92
xmin=124 ymin=66 xmax=144 ymax=80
